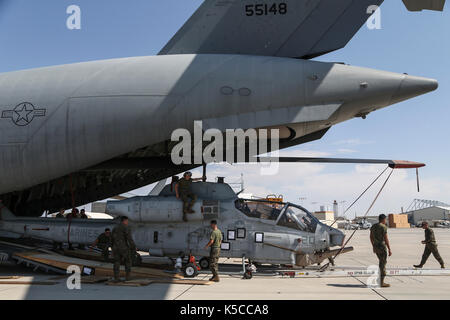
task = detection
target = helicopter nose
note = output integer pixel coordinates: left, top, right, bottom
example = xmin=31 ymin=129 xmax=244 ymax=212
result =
xmin=329 ymin=228 xmax=345 ymax=247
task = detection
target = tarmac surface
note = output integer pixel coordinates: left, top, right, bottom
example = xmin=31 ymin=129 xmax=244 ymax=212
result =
xmin=0 ymin=228 xmax=449 ymax=300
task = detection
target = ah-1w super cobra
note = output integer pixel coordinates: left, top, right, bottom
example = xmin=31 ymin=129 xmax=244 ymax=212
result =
xmin=0 ymin=180 xmax=349 ymax=277
xmin=0 ymin=157 xmax=425 ymax=277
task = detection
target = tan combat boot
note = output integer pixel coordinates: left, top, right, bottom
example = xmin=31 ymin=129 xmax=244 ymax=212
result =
xmin=210 ymin=275 xmax=220 ymax=282
xmin=380 ymin=282 xmax=390 ymax=288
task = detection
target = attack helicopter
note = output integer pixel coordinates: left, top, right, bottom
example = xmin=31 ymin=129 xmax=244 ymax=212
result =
xmin=0 ymin=157 xmax=425 ymax=278
xmin=0 ymin=179 xmax=348 ymax=278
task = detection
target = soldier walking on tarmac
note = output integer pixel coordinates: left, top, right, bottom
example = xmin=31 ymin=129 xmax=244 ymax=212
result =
xmin=111 ymin=216 xmax=136 ymax=282
xmin=414 ymin=221 xmax=445 ymax=269
xmin=204 ymin=220 xmax=222 ymax=282
xmin=370 ymin=214 xmax=392 ymax=288
xmin=175 ymin=172 xmax=203 ymax=222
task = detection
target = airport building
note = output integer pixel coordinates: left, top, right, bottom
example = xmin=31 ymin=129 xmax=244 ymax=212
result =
xmin=313 ymin=209 xmax=335 ymax=226
xmin=405 ymin=199 xmax=450 ymax=225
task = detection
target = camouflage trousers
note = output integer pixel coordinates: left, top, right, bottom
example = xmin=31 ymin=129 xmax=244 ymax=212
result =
xmin=113 ymin=248 xmax=132 ymax=277
xmin=210 ymin=247 xmax=221 ymax=277
xmin=420 ymin=243 xmax=444 ymax=266
xmin=181 ymin=193 xmax=197 ymax=213
xmin=374 ymin=245 xmax=387 ymax=283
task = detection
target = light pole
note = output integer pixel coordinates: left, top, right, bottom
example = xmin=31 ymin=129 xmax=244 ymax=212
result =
xmin=339 ymin=200 xmax=347 ymax=217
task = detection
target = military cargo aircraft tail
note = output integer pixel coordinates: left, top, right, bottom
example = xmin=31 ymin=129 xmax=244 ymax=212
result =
xmin=160 ymin=0 xmax=446 ymax=59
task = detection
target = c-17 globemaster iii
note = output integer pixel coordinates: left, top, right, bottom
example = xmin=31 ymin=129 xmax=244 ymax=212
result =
xmin=0 ymin=0 xmax=446 ymax=217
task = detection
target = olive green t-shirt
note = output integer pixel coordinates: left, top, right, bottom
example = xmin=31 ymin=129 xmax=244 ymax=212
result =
xmin=178 ymin=178 xmax=192 ymax=195
xmin=425 ymin=228 xmax=436 ymax=244
xmin=370 ymin=223 xmax=387 ymax=247
xmin=210 ymin=229 xmax=223 ymax=248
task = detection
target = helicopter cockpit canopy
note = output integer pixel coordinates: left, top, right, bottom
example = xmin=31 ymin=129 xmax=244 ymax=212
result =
xmin=235 ymin=199 xmax=282 ymax=221
xmin=276 ymin=204 xmax=318 ymax=233
xmin=235 ymin=199 xmax=318 ymax=233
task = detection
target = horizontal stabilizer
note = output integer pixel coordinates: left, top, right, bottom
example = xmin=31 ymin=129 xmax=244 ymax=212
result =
xmin=403 ymin=0 xmax=446 ymax=11
xmin=160 ymin=0 xmax=445 ymax=59
xmin=160 ymin=0 xmax=385 ymax=59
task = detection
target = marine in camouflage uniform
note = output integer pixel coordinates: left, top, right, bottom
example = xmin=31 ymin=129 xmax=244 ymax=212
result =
xmin=175 ymin=172 xmax=202 ymax=222
xmin=205 ymin=220 xmax=222 ymax=282
xmin=370 ymin=214 xmax=392 ymax=287
xmin=93 ymin=229 xmax=112 ymax=262
xmin=414 ymin=222 xmax=445 ymax=269
xmin=111 ymin=217 xmax=136 ymax=281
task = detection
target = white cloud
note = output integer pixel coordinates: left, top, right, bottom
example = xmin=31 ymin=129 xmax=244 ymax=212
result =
xmin=337 ymin=148 xmax=358 ymax=154
xmin=333 ymin=138 xmax=374 ymax=146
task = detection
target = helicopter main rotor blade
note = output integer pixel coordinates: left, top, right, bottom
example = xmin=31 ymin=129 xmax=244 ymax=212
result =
xmin=255 ymin=157 xmax=426 ymax=169
xmin=111 ymin=195 xmax=128 ymax=201
xmin=86 ymin=156 xmax=425 ymax=170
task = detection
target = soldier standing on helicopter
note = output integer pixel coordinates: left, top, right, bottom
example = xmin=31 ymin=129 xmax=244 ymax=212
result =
xmin=175 ymin=172 xmax=204 ymax=222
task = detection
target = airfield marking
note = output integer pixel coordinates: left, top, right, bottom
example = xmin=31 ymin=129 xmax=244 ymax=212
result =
xmin=173 ymin=274 xmax=210 ymax=300
xmin=351 ymin=276 xmax=387 ymax=300
xmin=406 ymin=276 xmax=424 ymax=283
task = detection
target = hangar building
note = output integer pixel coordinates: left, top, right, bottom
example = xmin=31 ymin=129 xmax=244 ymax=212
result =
xmin=405 ymin=199 xmax=450 ymax=225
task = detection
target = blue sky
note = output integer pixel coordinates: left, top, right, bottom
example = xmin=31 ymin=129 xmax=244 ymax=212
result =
xmin=0 ymin=1 xmax=448 ymax=216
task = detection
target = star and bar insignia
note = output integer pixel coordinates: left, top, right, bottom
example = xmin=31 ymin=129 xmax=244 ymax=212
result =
xmin=1 ymin=102 xmax=46 ymax=126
